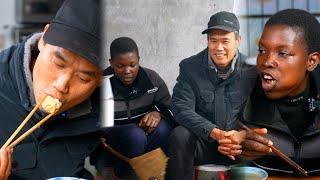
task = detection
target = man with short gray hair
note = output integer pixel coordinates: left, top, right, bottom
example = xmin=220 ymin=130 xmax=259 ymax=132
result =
xmin=167 ymin=11 xmax=254 ymax=179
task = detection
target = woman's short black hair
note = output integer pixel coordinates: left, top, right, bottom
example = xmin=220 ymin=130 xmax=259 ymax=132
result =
xmin=110 ymin=37 xmax=139 ymax=59
xmin=265 ymin=9 xmax=320 ymax=53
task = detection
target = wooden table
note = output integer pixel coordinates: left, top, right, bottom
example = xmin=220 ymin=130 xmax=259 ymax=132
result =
xmin=268 ymin=175 xmax=320 ymax=180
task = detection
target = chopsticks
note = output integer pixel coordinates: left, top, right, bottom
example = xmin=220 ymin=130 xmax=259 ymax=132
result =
xmin=238 ymin=121 xmax=308 ymax=176
xmin=1 ymin=96 xmax=47 ymax=149
xmin=9 ymin=112 xmax=55 ymax=148
xmin=1 ymin=96 xmax=58 ymax=149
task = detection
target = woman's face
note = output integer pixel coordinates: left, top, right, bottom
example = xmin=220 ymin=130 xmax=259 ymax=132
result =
xmin=257 ymin=24 xmax=318 ymax=100
xmin=110 ymin=52 xmax=139 ymax=86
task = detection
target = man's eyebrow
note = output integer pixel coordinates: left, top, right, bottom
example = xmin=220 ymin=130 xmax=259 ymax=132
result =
xmin=54 ymin=50 xmax=69 ymax=62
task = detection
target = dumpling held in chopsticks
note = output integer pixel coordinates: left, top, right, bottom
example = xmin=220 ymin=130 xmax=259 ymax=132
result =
xmin=41 ymin=96 xmax=62 ymax=114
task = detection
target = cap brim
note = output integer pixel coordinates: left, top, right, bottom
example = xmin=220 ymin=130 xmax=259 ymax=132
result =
xmin=201 ymin=25 xmax=238 ymax=34
xmin=43 ymin=22 xmax=101 ymax=68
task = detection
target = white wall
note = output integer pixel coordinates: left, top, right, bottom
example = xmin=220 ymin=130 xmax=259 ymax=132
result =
xmin=0 ymin=0 xmax=15 ymax=50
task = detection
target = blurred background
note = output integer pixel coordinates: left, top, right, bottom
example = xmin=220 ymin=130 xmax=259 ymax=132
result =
xmin=2 ymin=0 xmax=320 ymax=92
xmin=0 ymin=0 xmax=63 ymax=50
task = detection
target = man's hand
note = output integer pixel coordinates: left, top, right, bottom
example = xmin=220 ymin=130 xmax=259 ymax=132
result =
xmin=139 ymin=111 xmax=161 ymax=134
xmin=240 ymin=128 xmax=273 ymax=161
xmin=0 ymin=148 xmax=12 ymax=180
xmin=212 ymin=129 xmax=246 ymax=160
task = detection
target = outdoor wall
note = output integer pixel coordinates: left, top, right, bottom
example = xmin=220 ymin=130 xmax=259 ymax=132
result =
xmin=104 ymin=0 xmax=235 ymax=93
xmin=0 ymin=0 xmax=15 ymax=51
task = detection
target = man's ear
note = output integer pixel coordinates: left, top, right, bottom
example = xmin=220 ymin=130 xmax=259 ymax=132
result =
xmin=38 ymin=24 xmax=50 ymax=51
xmin=307 ymin=52 xmax=320 ymax=72
xmin=109 ymin=58 xmax=114 ymax=68
xmin=235 ymin=35 xmax=241 ymax=49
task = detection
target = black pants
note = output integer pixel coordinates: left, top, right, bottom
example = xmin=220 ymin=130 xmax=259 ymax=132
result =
xmin=166 ymin=126 xmax=237 ymax=180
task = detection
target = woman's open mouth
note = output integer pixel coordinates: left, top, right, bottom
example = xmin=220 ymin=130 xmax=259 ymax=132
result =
xmin=261 ymin=72 xmax=276 ymax=91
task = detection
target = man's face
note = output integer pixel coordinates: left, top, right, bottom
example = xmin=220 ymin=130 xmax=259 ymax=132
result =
xmin=110 ymin=52 xmax=139 ymax=86
xmin=207 ymin=29 xmax=240 ymax=68
xmin=257 ymin=25 xmax=318 ymax=99
xmin=33 ymin=37 xmax=101 ymax=114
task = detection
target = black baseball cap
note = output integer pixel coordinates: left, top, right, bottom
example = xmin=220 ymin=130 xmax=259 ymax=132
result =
xmin=43 ymin=0 xmax=102 ymax=69
xmin=202 ymin=11 xmax=240 ymax=34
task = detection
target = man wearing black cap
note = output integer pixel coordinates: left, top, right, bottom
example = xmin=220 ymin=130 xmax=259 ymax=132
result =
xmin=167 ymin=11 xmax=255 ymax=179
xmin=0 ymin=0 xmax=103 ymax=179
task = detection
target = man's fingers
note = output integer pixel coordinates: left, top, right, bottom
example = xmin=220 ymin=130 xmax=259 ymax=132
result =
xmin=229 ymin=130 xmax=246 ymax=144
xmin=218 ymin=146 xmax=231 ymax=152
xmin=218 ymin=139 xmax=232 ymax=144
xmin=227 ymin=155 xmax=235 ymax=160
xmin=218 ymin=148 xmax=231 ymax=156
xmin=221 ymin=144 xmax=242 ymax=150
xmin=229 ymin=149 xmax=242 ymax=156
xmin=5 ymin=148 xmax=12 ymax=178
xmin=252 ymin=128 xmax=268 ymax=135
xmin=218 ymin=148 xmax=238 ymax=160
xmin=224 ymin=131 xmax=233 ymax=137
xmin=0 ymin=148 xmax=9 ymax=178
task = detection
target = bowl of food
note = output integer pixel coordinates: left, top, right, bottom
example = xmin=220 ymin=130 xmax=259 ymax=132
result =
xmin=47 ymin=177 xmax=86 ymax=180
xmin=229 ymin=166 xmax=268 ymax=180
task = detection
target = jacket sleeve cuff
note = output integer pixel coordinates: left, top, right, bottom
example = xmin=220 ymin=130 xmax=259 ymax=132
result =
xmin=201 ymin=123 xmax=218 ymax=141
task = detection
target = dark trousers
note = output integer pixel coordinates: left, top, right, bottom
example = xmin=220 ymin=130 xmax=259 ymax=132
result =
xmin=166 ymin=126 xmax=236 ymax=180
xmin=94 ymin=119 xmax=171 ymax=177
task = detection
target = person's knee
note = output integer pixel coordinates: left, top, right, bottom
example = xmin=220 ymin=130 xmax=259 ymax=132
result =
xmin=152 ymin=120 xmax=171 ymax=140
xmin=108 ymin=124 xmax=147 ymax=148
xmin=125 ymin=125 xmax=147 ymax=145
xmin=168 ymin=126 xmax=195 ymax=148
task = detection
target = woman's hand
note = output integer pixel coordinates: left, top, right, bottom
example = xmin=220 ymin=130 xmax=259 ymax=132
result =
xmin=239 ymin=128 xmax=273 ymax=161
xmin=139 ymin=111 xmax=161 ymax=134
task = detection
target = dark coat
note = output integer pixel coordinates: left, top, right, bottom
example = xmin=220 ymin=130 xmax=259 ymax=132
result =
xmin=171 ymin=48 xmax=256 ymax=141
xmin=0 ymin=38 xmax=102 ymax=179
xmin=243 ymin=66 xmax=320 ymax=174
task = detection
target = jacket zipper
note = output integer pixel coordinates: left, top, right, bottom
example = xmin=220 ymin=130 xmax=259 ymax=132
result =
xmin=293 ymin=138 xmax=301 ymax=166
xmin=126 ymin=100 xmax=131 ymax=121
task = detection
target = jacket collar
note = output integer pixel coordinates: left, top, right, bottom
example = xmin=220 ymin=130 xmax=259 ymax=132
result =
xmin=9 ymin=33 xmax=42 ymax=111
xmin=244 ymin=66 xmax=320 ymax=135
xmin=23 ymin=33 xmax=42 ymax=107
xmin=103 ymin=66 xmax=154 ymax=100
xmin=200 ymin=48 xmax=244 ymax=86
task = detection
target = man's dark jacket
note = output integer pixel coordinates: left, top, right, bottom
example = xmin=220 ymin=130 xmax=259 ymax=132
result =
xmin=171 ymin=48 xmax=256 ymax=141
xmin=243 ymin=66 xmax=320 ymax=175
xmin=0 ymin=38 xmax=102 ymax=179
